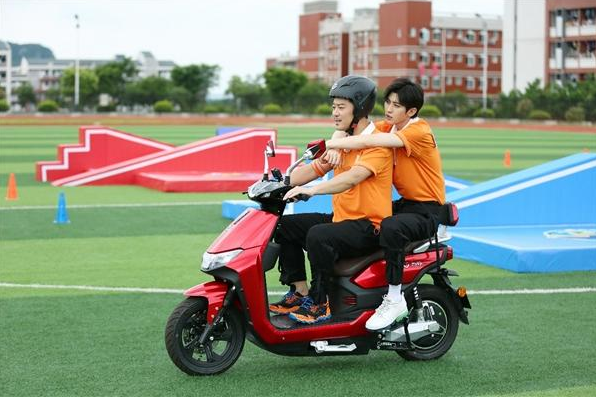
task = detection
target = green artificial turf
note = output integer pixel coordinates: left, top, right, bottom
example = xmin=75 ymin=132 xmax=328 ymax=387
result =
xmin=1 ymin=124 xmax=595 ymax=396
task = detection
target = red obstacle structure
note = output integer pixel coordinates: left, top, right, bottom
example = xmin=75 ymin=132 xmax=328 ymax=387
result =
xmin=36 ymin=126 xmax=173 ymax=182
xmin=38 ymin=127 xmax=297 ymax=192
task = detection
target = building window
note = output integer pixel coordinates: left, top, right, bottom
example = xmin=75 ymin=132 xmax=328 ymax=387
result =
xmin=397 ymin=28 xmax=402 ymax=38
xmin=492 ymin=55 xmax=499 ymax=64
xmin=434 ymin=52 xmax=441 ymax=64
xmin=456 ymin=54 xmax=463 ymax=62
xmin=420 ymin=75 xmax=429 ymax=88
xmin=433 ymin=29 xmax=441 ymax=42
xmin=455 ymin=76 xmax=462 ymax=85
xmin=466 ymin=54 xmax=476 ymax=66
xmin=446 ymin=76 xmax=453 ymax=85
xmin=432 ymin=76 xmax=441 ymax=89
xmin=466 ymin=30 xmax=476 ymax=43
xmin=420 ymin=52 xmax=429 ymax=65
xmin=446 ymin=29 xmax=453 ymax=39
xmin=478 ymin=54 xmax=485 ymax=66
xmin=492 ymin=77 xmax=499 ymax=87
xmin=410 ymin=27 xmax=417 ymax=38
xmin=447 ymin=53 xmax=453 ymax=62
xmin=410 ymin=52 xmax=417 ymax=61
xmin=397 ymin=53 xmax=402 ymax=61
xmin=301 ymin=37 xmax=306 ymax=47
xmin=466 ymin=77 xmax=475 ymax=89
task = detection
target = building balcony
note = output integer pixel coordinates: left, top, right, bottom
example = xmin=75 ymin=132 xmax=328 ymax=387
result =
xmin=550 ymin=24 xmax=596 ymax=37
xmin=550 ymin=56 xmax=596 ymax=70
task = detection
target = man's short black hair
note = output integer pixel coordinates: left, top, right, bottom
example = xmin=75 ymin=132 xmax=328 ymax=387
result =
xmin=383 ymin=78 xmax=424 ymax=118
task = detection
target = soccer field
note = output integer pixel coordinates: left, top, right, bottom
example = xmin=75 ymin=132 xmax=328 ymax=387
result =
xmin=1 ymin=124 xmax=595 ymax=397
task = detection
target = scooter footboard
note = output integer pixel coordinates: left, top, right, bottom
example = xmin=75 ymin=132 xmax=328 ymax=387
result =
xmin=184 ymin=281 xmax=229 ymax=324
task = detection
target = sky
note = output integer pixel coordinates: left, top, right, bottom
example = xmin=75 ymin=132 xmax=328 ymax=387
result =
xmin=0 ymin=0 xmax=504 ymax=96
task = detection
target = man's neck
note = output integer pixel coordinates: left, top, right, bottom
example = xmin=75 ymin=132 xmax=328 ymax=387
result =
xmin=351 ymin=118 xmax=370 ymax=136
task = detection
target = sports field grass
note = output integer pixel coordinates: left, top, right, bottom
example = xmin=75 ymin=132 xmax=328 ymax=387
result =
xmin=1 ymin=124 xmax=596 ymax=396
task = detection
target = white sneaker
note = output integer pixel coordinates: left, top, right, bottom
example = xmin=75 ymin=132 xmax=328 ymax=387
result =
xmin=365 ymin=294 xmax=409 ymax=331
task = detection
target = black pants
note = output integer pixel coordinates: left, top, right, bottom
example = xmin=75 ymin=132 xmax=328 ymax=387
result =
xmin=275 ymin=213 xmax=380 ymax=304
xmin=379 ymin=199 xmax=440 ymax=285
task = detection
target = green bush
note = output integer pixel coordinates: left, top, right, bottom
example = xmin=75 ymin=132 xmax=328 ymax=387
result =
xmin=314 ymin=104 xmax=332 ymax=115
xmin=153 ymin=100 xmax=174 ymax=113
xmin=203 ymin=104 xmax=226 ymax=114
xmin=472 ymin=108 xmax=495 ymax=118
xmin=262 ymin=103 xmax=282 ymax=115
xmin=564 ymin=106 xmax=585 ymax=122
xmin=528 ymin=109 xmax=552 ymax=120
xmin=37 ymin=100 xmax=59 ymax=112
xmin=418 ymin=105 xmax=442 ymax=118
xmin=0 ymin=99 xmax=9 ymax=112
xmin=372 ymin=103 xmax=384 ymax=116
xmin=516 ymin=98 xmax=534 ymax=118
xmin=97 ymin=104 xmax=116 ymax=113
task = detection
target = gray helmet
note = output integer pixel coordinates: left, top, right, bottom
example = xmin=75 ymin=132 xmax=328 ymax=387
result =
xmin=329 ymin=75 xmax=377 ymax=121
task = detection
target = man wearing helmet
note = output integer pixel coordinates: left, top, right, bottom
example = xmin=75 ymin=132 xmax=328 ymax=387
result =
xmin=268 ymin=75 xmax=393 ymax=324
xmin=325 ymin=78 xmax=446 ymax=331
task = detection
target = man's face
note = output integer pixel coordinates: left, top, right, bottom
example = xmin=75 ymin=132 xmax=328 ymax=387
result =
xmin=384 ymin=92 xmax=415 ymax=127
xmin=332 ymin=98 xmax=355 ymax=131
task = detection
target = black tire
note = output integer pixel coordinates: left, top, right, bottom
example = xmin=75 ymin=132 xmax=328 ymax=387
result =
xmin=397 ymin=284 xmax=459 ymax=361
xmin=165 ymin=297 xmax=245 ymax=375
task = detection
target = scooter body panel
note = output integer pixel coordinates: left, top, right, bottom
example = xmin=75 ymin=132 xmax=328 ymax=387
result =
xmin=208 ymin=208 xmax=278 ymax=252
xmin=353 ymin=247 xmax=448 ymax=289
xmin=184 ymin=281 xmax=229 ymax=324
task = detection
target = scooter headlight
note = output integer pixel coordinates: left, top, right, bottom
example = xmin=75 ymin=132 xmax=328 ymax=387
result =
xmin=201 ymin=249 xmax=243 ymax=271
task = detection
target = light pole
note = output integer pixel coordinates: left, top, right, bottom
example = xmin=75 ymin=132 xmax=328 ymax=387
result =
xmin=475 ymin=13 xmax=488 ymax=111
xmin=74 ymin=14 xmax=80 ymax=110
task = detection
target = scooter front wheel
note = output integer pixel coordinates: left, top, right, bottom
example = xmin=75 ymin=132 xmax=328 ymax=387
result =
xmin=165 ymin=297 xmax=245 ymax=375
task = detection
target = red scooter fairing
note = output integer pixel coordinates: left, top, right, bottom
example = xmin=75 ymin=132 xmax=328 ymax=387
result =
xmin=353 ymin=247 xmax=453 ymax=289
xmin=184 ymin=281 xmax=228 ymax=323
xmin=208 ymin=208 xmax=278 ymax=253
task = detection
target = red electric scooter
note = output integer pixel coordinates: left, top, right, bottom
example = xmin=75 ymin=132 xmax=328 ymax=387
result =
xmin=165 ymin=140 xmax=471 ymax=376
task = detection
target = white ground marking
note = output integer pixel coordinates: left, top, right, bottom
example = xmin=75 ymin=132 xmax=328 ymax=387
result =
xmin=1 ymin=283 xmax=595 ymax=296
xmin=0 ymin=201 xmax=222 ymax=211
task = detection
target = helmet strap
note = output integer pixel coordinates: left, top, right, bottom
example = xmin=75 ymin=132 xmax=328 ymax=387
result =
xmin=346 ymin=116 xmax=360 ymax=136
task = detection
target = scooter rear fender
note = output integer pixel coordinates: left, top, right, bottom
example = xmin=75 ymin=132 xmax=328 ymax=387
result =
xmin=184 ymin=281 xmax=229 ymax=324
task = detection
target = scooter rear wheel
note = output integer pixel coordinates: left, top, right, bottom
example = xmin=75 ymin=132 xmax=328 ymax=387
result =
xmin=397 ymin=284 xmax=459 ymax=361
xmin=165 ymin=297 xmax=245 ymax=375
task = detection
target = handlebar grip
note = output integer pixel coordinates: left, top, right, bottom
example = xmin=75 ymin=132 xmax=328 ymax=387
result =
xmin=294 ymin=194 xmax=311 ymax=202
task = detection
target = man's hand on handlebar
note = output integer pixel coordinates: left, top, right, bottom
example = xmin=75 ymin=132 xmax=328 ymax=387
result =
xmin=283 ymin=186 xmax=314 ymax=202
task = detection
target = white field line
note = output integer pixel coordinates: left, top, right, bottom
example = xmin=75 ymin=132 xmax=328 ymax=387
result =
xmin=1 ymin=282 xmax=595 ymax=296
xmin=0 ymin=201 xmax=223 ymax=211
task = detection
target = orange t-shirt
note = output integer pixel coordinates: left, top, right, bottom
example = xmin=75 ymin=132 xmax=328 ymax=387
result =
xmin=375 ymin=118 xmax=445 ymax=204
xmin=313 ymin=123 xmax=393 ymax=228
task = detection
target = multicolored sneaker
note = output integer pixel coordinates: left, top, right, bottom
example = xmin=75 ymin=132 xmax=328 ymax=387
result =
xmin=269 ymin=290 xmax=306 ymax=314
xmin=288 ymin=296 xmax=331 ymax=324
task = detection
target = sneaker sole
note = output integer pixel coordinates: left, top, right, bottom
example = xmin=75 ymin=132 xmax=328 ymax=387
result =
xmin=269 ymin=306 xmax=300 ymax=314
xmin=288 ymin=313 xmax=332 ymax=324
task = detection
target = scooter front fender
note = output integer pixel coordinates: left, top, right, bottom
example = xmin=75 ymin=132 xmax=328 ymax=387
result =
xmin=184 ymin=281 xmax=229 ymax=324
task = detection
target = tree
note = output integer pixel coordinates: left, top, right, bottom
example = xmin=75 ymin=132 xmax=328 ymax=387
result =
xmin=171 ymin=64 xmax=220 ymax=107
xmin=60 ymin=68 xmax=99 ymax=108
xmin=263 ymin=67 xmax=308 ymax=110
xmin=226 ymin=75 xmax=266 ymax=112
xmin=296 ymin=80 xmax=329 ymax=113
xmin=16 ymin=83 xmax=37 ymax=109
xmin=95 ymin=57 xmax=138 ymax=104
xmin=167 ymin=86 xmax=193 ymax=111
xmin=124 ymin=76 xmax=172 ymax=105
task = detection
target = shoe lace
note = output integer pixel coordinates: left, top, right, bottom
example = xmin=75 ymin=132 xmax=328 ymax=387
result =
xmin=299 ymin=296 xmax=314 ymax=310
xmin=375 ymin=295 xmax=393 ymax=315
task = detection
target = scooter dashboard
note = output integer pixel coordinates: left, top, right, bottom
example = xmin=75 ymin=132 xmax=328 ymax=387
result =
xmin=247 ymin=180 xmax=290 ymax=201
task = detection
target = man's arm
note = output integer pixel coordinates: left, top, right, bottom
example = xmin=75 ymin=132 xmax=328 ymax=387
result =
xmin=288 ymin=159 xmax=333 ymax=186
xmin=327 ymin=133 xmax=404 ymax=150
xmin=283 ymin=165 xmax=372 ymax=200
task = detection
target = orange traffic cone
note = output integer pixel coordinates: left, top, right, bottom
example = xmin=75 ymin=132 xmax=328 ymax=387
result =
xmin=503 ymin=150 xmax=511 ymax=168
xmin=5 ymin=173 xmax=18 ymax=200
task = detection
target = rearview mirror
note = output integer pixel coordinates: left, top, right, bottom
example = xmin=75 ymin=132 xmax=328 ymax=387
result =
xmin=266 ymin=140 xmax=276 ymax=157
xmin=304 ymin=139 xmax=326 ymax=160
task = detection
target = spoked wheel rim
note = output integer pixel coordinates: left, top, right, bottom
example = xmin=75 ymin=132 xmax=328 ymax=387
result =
xmin=410 ymin=299 xmax=448 ymax=350
xmin=179 ymin=310 xmax=236 ymax=365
